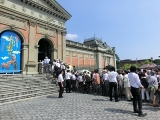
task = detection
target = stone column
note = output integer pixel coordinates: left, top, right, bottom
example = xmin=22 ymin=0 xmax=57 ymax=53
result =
xmin=96 ymin=52 xmax=102 ymax=71
xmin=21 ymin=44 xmax=28 ymax=74
xmin=54 ymin=49 xmax=58 ymax=60
xmin=50 ymin=48 xmax=54 ymax=60
xmin=62 ymin=31 xmax=66 ymax=62
xmin=112 ymin=47 xmax=117 ymax=70
xmin=57 ymin=30 xmax=62 ymax=60
xmin=69 ymin=51 xmax=72 ymax=65
xmin=34 ymin=45 xmax=39 ymax=73
xmin=107 ymin=57 xmax=111 ymax=65
xmin=26 ymin=20 xmax=37 ymax=74
xmin=77 ymin=52 xmax=80 ymax=67
xmin=83 ymin=54 xmax=85 ymax=67
xmin=104 ymin=56 xmax=107 ymax=67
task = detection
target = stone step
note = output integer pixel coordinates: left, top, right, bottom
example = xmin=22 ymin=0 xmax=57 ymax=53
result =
xmin=0 ymin=90 xmax=57 ymax=103
xmin=0 ymin=87 xmax=58 ymax=98
xmin=0 ymin=74 xmax=58 ymax=104
xmin=0 ymin=85 xmax=58 ymax=94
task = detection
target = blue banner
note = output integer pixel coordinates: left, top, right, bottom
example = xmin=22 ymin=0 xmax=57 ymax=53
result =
xmin=0 ymin=31 xmax=21 ymax=73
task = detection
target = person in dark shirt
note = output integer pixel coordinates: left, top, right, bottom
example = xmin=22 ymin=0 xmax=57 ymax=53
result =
xmin=140 ymin=73 xmax=149 ymax=102
xmin=73 ymin=66 xmax=77 ymax=73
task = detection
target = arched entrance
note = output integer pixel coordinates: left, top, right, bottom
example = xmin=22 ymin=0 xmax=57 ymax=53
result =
xmin=0 ymin=31 xmax=22 ymax=73
xmin=38 ymin=38 xmax=53 ymax=61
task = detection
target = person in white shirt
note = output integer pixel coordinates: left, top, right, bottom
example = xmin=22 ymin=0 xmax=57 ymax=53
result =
xmin=56 ymin=61 xmax=60 ymax=68
xmin=117 ymin=70 xmax=124 ymax=98
xmin=71 ymin=72 xmax=77 ymax=92
xmin=108 ymin=67 xmax=119 ymax=102
xmin=58 ymin=70 xmax=64 ymax=98
xmin=102 ymin=70 xmax=109 ymax=96
xmin=128 ymin=66 xmax=147 ymax=117
xmin=122 ymin=70 xmax=133 ymax=101
xmin=44 ymin=56 xmax=50 ymax=73
xmin=78 ymin=73 xmax=83 ymax=90
xmin=65 ymin=70 xmax=72 ymax=93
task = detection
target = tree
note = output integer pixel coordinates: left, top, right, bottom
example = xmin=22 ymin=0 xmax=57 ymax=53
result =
xmin=143 ymin=60 xmax=152 ymax=64
xmin=122 ymin=63 xmax=131 ymax=70
xmin=115 ymin=54 xmax=120 ymax=61
xmin=115 ymin=54 xmax=120 ymax=69
xmin=153 ymin=59 xmax=160 ymax=65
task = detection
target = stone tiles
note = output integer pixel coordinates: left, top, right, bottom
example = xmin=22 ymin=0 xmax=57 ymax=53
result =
xmin=0 ymin=92 xmax=159 ymax=120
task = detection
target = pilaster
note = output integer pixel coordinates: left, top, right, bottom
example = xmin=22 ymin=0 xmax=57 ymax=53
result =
xmin=96 ymin=52 xmax=102 ymax=71
xmin=26 ymin=20 xmax=37 ymax=74
xmin=70 ymin=51 xmax=72 ymax=65
xmin=62 ymin=31 xmax=66 ymax=62
xmin=21 ymin=43 xmax=29 ymax=74
xmin=77 ymin=53 xmax=80 ymax=67
xmin=83 ymin=54 xmax=85 ymax=67
xmin=57 ymin=30 xmax=62 ymax=60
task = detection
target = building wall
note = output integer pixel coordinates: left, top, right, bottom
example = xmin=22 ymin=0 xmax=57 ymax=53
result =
xmin=0 ymin=0 xmax=69 ymax=74
xmin=66 ymin=41 xmax=115 ymax=71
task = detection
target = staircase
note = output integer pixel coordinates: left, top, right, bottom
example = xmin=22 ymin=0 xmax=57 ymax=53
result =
xmin=0 ymin=74 xmax=58 ymax=104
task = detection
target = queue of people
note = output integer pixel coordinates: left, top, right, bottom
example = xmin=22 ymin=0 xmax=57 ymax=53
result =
xmin=38 ymin=57 xmax=160 ymax=117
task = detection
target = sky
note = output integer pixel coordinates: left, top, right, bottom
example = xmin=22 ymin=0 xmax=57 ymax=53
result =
xmin=57 ymin=0 xmax=160 ymax=60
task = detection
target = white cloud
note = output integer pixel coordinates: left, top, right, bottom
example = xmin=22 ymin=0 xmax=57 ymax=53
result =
xmin=2 ymin=36 xmax=10 ymax=41
xmin=66 ymin=34 xmax=78 ymax=40
xmin=12 ymin=51 xmax=21 ymax=54
xmin=1 ymin=56 xmax=9 ymax=60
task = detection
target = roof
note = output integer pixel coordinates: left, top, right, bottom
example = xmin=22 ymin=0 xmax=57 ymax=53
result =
xmin=83 ymin=37 xmax=111 ymax=50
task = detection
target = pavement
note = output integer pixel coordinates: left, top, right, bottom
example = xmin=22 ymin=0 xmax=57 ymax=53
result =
xmin=0 ymin=92 xmax=159 ymax=120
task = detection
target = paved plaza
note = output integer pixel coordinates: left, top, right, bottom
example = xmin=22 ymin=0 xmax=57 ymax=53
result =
xmin=0 ymin=92 xmax=159 ymax=120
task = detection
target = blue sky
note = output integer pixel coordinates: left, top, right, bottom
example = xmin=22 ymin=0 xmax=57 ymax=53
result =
xmin=57 ymin=0 xmax=160 ymax=60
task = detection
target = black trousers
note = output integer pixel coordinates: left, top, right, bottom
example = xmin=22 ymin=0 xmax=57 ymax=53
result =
xmin=131 ymin=86 xmax=142 ymax=113
xmin=109 ymin=82 xmax=118 ymax=101
xmin=66 ymin=79 xmax=71 ymax=93
xmin=58 ymin=82 xmax=64 ymax=97
xmin=83 ymin=82 xmax=90 ymax=93
xmin=79 ymin=82 xmax=83 ymax=90
xmin=71 ymin=80 xmax=76 ymax=92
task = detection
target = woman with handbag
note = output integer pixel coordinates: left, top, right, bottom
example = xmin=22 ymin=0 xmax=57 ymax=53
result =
xmin=148 ymin=71 xmax=158 ymax=104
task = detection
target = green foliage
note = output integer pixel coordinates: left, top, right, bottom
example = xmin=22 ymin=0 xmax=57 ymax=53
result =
xmin=116 ymin=60 xmax=120 ymax=69
xmin=143 ymin=60 xmax=152 ymax=64
xmin=122 ymin=63 xmax=131 ymax=70
xmin=121 ymin=60 xmax=153 ymax=70
xmin=153 ymin=59 xmax=160 ymax=65
xmin=115 ymin=54 xmax=120 ymax=61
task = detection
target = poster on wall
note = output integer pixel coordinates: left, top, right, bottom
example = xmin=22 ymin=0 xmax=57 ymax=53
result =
xmin=0 ymin=31 xmax=21 ymax=73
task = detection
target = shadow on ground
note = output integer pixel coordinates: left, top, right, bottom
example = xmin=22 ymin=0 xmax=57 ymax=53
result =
xmin=47 ymin=95 xmax=58 ymax=98
xmin=92 ymin=99 xmax=108 ymax=101
xmin=104 ymin=108 xmax=138 ymax=116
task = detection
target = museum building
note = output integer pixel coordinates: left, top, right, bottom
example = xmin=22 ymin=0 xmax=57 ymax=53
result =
xmin=0 ymin=0 xmax=116 ymax=74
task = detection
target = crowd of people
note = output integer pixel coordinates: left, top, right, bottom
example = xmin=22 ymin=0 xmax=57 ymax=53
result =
xmin=38 ymin=56 xmax=160 ymax=117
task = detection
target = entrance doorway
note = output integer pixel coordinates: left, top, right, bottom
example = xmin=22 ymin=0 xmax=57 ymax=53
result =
xmin=38 ymin=38 xmax=52 ymax=61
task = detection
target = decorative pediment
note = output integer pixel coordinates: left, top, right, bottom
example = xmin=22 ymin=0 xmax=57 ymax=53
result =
xmin=22 ymin=0 xmax=71 ymax=20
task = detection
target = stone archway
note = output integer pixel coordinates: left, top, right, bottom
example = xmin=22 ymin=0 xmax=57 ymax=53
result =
xmin=37 ymin=37 xmax=54 ymax=61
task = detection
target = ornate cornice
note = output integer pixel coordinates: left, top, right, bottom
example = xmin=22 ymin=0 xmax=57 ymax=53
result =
xmin=0 ymin=4 xmax=66 ymax=31
xmin=29 ymin=20 xmax=36 ymax=27
xmin=21 ymin=0 xmax=71 ymax=20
